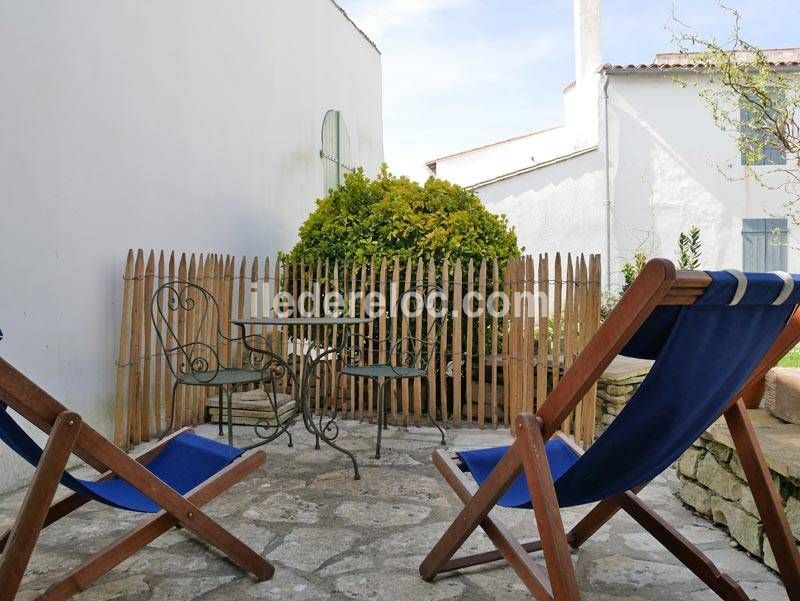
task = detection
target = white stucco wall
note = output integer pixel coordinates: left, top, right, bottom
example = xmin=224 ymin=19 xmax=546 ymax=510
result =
xmin=476 ymin=149 xmax=605 ymax=258
xmin=472 ymin=70 xmax=798 ymax=292
xmin=0 ymin=0 xmax=383 ymax=492
xmin=606 ymin=72 xmax=798 ymax=286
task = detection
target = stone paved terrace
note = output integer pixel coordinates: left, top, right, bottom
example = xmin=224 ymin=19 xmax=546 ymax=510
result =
xmin=1 ymin=420 xmax=789 ymax=600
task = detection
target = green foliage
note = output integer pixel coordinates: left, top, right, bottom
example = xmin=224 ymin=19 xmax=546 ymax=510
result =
xmin=779 ymin=348 xmax=800 ymax=368
xmin=289 ymin=165 xmax=521 ymax=264
xmin=606 ymin=227 xmax=700 ymax=320
xmin=599 ymin=292 xmax=619 ymax=322
xmin=599 ymin=252 xmax=648 ymax=320
xmin=605 ymin=227 xmax=700 ymax=320
xmin=677 ymin=225 xmax=702 ymax=270
xmin=670 ymin=2 xmax=800 ymax=211
xmin=621 ymin=252 xmax=648 ymax=293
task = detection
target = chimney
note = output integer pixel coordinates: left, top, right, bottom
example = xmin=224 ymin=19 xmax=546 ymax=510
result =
xmin=572 ymin=0 xmax=602 ymax=146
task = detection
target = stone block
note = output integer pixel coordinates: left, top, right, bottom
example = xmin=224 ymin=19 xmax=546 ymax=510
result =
xmin=763 ymin=538 xmax=779 ymax=571
xmin=696 ymin=454 xmax=743 ymax=501
xmin=596 ymin=390 xmax=629 ymax=405
xmin=729 ymin=454 xmax=746 ymax=480
xmin=757 ymin=426 xmax=800 ymax=481
xmin=599 ymin=355 xmax=653 ymax=381
xmin=606 ymin=384 xmax=635 ymax=397
xmin=678 ymin=448 xmax=703 ymax=479
xmin=740 ymin=488 xmax=758 ymax=516
xmin=765 ymin=367 xmax=800 ymax=425
xmin=705 ymin=440 xmax=732 ymax=463
xmin=677 ymin=478 xmax=713 ymax=515
xmin=615 ymin=375 xmax=648 ymax=386
xmin=785 ymin=496 xmax=800 ymax=541
xmin=710 ymin=496 xmax=762 ymax=555
xmin=701 ymin=409 xmax=800 ymax=482
xmin=762 ymin=531 xmax=800 ymax=573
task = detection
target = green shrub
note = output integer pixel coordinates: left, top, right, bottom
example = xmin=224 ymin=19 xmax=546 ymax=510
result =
xmin=621 ymin=252 xmax=648 ymax=293
xmin=677 ymin=225 xmax=702 ymax=270
xmin=289 ymin=166 xmax=521 ymax=264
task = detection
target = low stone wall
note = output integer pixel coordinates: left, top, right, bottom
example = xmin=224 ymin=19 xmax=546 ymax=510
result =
xmin=675 ymin=410 xmax=800 ymax=570
xmin=593 ymin=357 xmax=800 ymax=572
xmin=595 ymin=356 xmax=651 ymax=435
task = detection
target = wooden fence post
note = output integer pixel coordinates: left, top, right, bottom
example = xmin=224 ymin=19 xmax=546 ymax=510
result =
xmin=427 ymin=257 xmax=437 ymax=423
xmin=465 ymin=259 xmax=474 ymax=424
xmin=400 ymin=258 xmax=412 ymax=426
xmin=154 ymin=250 xmax=165 ymax=435
xmin=141 ymin=250 xmax=155 ymax=440
xmin=113 ymin=250 xmax=135 ymax=448
xmin=439 ymin=258 xmax=449 ymax=426
xmin=477 ymin=259 xmax=487 ymax=428
xmin=491 ymin=259 xmax=499 ymax=428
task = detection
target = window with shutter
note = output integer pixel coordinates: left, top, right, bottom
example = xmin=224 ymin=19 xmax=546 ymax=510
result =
xmin=742 ymin=218 xmax=788 ymax=271
xmin=320 ymin=110 xmax=354 ymax=193
xmin=739 ymin=97 xmax=787 ymax=166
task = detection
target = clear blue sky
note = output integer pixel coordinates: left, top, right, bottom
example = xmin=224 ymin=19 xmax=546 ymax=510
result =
xmin=336 ymin=0 xmax=799 ymax=182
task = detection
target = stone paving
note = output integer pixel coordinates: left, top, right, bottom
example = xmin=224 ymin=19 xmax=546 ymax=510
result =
xmin=1 ymin=420 xmax=789 ymax=600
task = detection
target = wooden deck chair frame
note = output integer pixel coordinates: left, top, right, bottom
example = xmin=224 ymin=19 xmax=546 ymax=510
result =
xmin=419 ymin=259 xmax=800 ymax=601
xmin=0 ymin=357 xmax=274 ymax=601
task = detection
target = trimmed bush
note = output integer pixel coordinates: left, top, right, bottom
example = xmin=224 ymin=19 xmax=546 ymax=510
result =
xmin=289 ymin=166 xmax=520 ymax=264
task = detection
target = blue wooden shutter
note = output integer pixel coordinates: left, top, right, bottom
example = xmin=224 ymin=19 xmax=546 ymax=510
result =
xmin=742 ymin=218 xmax=788 ymax=271
xmin=765 ymin=218 xmax=788 ymax=271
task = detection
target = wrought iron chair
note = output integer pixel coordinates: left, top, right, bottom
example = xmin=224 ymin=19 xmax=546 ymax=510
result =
xmin=338 ymin=286 xmax=447 ymax=458
xmin=152 ymin=281 xmax=291 ymax=447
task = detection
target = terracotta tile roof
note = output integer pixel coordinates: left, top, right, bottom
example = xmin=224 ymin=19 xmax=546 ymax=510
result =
xmin=601 ymin=61 xmax=800 ymax=73
xmin=601 ymin=48 xmax=800 ymax=73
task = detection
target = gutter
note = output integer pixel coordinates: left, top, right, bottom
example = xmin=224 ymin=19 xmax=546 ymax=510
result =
xmin=602 ymin=73 xmax=612 ymax=294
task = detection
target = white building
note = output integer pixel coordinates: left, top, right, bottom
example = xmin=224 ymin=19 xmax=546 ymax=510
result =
xmin=427 ymin=0 xmax=799 ymax=291
xmin=0 ymin=0 xmax=383 ymax=492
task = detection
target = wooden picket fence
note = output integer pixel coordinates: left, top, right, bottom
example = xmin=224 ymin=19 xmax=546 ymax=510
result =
xmin=504 ymin=253 xmax=602 ymax=447
xmin=113 ymin=250 xmax=601 ymax=449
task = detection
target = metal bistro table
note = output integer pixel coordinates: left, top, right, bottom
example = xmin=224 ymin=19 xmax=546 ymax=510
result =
xmin=233 ymin=316 xmax=371 ymax=479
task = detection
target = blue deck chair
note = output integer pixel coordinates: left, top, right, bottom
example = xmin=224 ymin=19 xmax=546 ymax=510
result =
xmin=420 ymin=260 xmax=800 ymax=601
xmin=0 ymin=357 xmax=273 ymax=600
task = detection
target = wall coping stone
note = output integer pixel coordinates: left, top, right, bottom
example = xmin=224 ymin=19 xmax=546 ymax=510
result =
xmin=704 ymin=409 xmax=800 ymax=482
xmin=600 ymin=355 xmax=653 ymax=382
